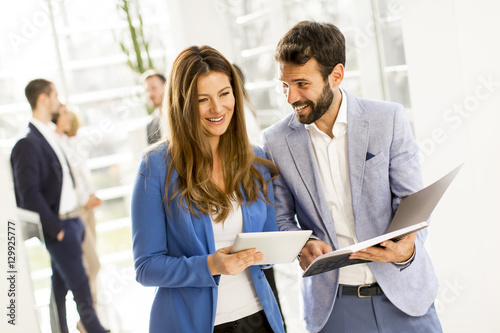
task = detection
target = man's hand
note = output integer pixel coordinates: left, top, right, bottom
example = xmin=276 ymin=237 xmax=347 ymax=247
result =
xmin=207 ymin=246 xmax=264 ymax=276
xmin=349 ymin=233 xmax=416 ymax=263
xmin=56 ymin=229 xmax=65 ymax=242
xmin=298 ymin=239 xmax=333 ymax=271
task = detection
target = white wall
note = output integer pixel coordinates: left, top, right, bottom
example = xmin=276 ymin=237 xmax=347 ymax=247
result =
xmin=167 ymin=0 xmax=235 ymax=62
xmin=402 ymin=1 xmax=500 ymax=332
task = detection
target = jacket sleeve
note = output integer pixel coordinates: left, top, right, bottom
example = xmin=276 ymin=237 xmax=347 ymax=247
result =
xmin=388 ymin=104 xmax=427 ymax=268
xmin=11 ymin=139 xmax=63 ymax=240
xmin=131 ymin=151 xmax=219 ymax=288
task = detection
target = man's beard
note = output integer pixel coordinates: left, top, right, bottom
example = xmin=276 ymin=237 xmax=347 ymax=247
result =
xmin=293 ymin=82 xmax=334 ymax=125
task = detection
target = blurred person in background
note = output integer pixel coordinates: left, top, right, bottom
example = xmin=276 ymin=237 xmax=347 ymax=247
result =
xmin=142 ymin=70 xmax=168 ymax=144
xmin=131 ymin=45 xmax=285 ymax=333
xmin=52 ymin=106 xmax=102 ymax=320
xmin=11 ymin=79 xmax=108 ymax=333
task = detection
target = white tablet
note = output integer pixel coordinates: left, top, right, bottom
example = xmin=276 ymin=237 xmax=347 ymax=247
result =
xmin=231 ymin=230 xmax=312 ymax=265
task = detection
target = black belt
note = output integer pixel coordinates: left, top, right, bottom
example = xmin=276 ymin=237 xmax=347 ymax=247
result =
xmin=341 ymin=283 xmax=383 ymax=298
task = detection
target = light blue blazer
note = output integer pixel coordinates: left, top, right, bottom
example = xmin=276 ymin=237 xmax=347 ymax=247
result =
xmin=131 ymin=143 xmax=285 ymax=333
xmin=261 ymin=90 xmax=438 ymax=332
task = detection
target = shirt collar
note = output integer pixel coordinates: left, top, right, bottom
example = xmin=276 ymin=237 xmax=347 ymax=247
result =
xmin=31 ymin=117 xmax=56 ymax=132
xmin=336 ymin=87 xmax=347 ymax=125
xmin=30 ymin=117 xmax=57 ymax=141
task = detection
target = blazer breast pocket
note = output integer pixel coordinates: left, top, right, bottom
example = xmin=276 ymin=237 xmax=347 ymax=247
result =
xmin=365 ymin=151 xmax=386 ymax=169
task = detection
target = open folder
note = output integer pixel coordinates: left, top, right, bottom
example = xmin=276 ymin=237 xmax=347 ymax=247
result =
xmin=302 ymin=163 xmax=464 ymax=278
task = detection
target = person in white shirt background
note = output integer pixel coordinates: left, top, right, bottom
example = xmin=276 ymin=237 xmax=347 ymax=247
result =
xmin=52 ymin=105 xmax=103 ymax=328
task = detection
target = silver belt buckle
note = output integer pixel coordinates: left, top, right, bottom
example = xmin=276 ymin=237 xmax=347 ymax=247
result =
xmin=357 ymin=284 xmax=371 ymax=298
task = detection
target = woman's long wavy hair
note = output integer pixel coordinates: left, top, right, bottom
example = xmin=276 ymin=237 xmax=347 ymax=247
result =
xmin=164 ymin=45 xmax=277 ymax=223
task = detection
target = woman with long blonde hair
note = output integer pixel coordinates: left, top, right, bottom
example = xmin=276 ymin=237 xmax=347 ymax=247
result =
xmin=131 ymin=45 xmax=284 ymax=333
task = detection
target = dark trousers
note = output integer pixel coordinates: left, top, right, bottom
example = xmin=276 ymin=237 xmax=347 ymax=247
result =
xmin=46 ymin=218 xmax=105 ymax=333
xmin=214 ymin=310 xmax=273 ymax=333
xmin=263 ymin=268 xmax=285 ymax=331
xmin=320 ymin=285 xmax=442 ymax=333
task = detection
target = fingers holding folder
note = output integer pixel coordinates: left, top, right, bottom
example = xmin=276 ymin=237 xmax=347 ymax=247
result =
xmin=298 ymin=239 xmax=333 ymax=271
xmin=349 ymin=232 xmax=417 ymax=263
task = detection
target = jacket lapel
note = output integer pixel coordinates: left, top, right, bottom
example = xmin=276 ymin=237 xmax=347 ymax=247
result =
xmin=198 ymin=212 xmax=216 ymax=253
xmin=28 ymin=123 xmax=61 ymax=167
xmin=285 ymin=117 xmax=339 ymax=249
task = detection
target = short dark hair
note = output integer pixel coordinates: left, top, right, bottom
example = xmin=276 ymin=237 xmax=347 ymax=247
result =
xmin=275 ymin=21 xmax=345 ymax=80
xmin=141 ymin=70 xmax=166 ymax=84
xmin=25 ymin=79 xmax=53 ymax=110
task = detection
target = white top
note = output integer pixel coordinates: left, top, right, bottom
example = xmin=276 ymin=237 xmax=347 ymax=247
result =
xmin=305 ymin=88 xmax=376 ymax=285
xmin=57 ymin=133 xmax=93 ymax=206
xmin=211 ymin=200 xmax=262 ymax=325
xmin=30 ymin=118 xmax=78 ymax=214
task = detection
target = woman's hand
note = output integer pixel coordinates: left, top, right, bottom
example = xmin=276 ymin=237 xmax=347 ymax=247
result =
xmin=86 ymin=194 xmax=102 ymax=209
xmin=207 ymin=246 xmax=264 ymax=275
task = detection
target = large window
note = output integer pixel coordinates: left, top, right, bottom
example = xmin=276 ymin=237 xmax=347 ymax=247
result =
xmin=1 ymin=1 xmax=172 ymax=331
xmin=219 ymin=0 xmax=413 ymax=129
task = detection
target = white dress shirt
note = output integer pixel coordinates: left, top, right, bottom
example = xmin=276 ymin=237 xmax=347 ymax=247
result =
xmin=305 ymin=88 xmax=376 ymax=286
xmin=30 ymin=118 xmax=78 ymax=215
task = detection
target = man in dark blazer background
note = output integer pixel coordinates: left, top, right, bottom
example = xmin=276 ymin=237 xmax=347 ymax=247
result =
xmin=143 ymin=70 xmax=167 ymax=145
xmin=10 ymin=79 xmax=107 ymax=333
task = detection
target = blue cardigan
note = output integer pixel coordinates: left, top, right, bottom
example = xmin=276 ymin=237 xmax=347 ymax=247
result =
xmin=131 ymin=143 xmax=285 ymax=333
